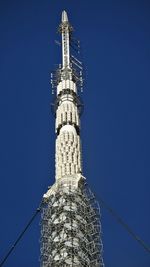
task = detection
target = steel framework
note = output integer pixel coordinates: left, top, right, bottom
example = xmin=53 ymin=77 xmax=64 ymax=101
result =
xmin=40 ymin=181 xmax=104 ymax=267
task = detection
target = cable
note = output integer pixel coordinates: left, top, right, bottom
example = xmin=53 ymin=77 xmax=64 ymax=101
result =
xmin=97 ymin=193 xmax=150 ymax=254
xmin=0 ymin=201 xmax=43 ymax=267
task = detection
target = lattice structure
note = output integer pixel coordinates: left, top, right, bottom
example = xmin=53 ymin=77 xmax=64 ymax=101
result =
xmin=40 ymin=182 xmax=104 ymax=267
xmin=40 ymin=10 xmax=104 ymax=267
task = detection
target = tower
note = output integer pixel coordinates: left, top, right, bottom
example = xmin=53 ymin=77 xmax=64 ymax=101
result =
xmin=40 ymin=11 xmax=104 ymax=267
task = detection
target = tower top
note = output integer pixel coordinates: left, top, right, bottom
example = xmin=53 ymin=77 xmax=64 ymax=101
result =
xmin=61 ymin=10 xmax=68 ymax=22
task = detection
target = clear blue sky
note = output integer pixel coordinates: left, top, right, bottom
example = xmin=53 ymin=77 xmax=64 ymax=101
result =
xmin=0 ymin=0 xmax=150 ymax=266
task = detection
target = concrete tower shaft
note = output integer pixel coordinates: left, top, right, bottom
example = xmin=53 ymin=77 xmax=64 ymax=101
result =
xmin=55 ymin=64 xmax=82 ymax=179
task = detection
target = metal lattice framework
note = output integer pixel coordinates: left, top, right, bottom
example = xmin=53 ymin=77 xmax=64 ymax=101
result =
xmin=40 ymin=182 xmax=104 ymax=267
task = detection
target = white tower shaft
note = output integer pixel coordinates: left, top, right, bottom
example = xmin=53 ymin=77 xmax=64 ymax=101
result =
xmin=55 ymin=11 xmax=82 ymax=185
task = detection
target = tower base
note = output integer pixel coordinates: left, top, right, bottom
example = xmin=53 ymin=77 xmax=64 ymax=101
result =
xmin=40 ymin=180 xmax=104 ymax=267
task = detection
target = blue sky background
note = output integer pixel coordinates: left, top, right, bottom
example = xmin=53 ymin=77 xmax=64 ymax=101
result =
xmin=0 ymin=0 xmax=150 ymax=266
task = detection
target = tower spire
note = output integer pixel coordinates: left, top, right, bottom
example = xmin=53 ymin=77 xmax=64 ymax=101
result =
xmin=60 ymin=10 xmax=72 ymax=70
xmin=40 ymin=11 xmax=104 ymax=267
xmin=62 ymin=10 xmax=68 ymax=22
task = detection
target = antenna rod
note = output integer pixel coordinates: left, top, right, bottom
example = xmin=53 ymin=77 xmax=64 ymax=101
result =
xmin=61 ymin=10 xmax=71 ymax=69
